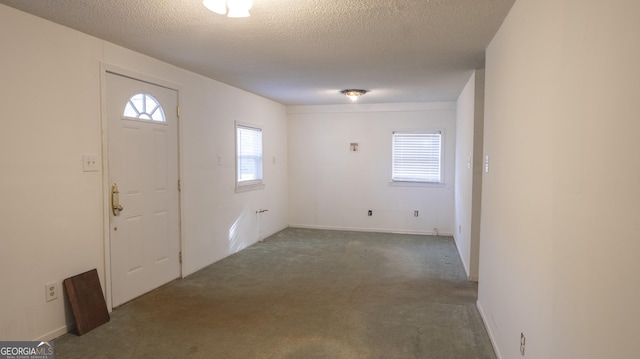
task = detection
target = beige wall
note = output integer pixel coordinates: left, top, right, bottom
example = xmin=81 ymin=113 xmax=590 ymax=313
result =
xmin=0 ymin=4 xmax=288 ymax=341
xmin=454 ymin=70 xmax=484 ymax=281
xmin=478 ymin=0 xmax=640 ymax=357
xmin=287 ymin=103 xmax=455 ymax=235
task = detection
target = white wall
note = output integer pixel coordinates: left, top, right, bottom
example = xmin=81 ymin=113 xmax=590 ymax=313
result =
xmin=454 ymin=70 xmax=484 ymax=281
xmin=288 ymin=103 xmax=455 ymax=235
xmin=0 ymin=5 xmax=104 ymax=342
xmin=0 ymin=4 xmax=288 ymax=341
xmin=478 ymin=0 xmax=640 ymax=358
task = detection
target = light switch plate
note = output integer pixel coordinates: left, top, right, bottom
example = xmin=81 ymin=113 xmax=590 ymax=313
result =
xmin=83 ymin=153 xmax=100 ymax=172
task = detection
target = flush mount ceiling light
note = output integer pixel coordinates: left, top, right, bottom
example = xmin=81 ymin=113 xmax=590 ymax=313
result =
xmin=203 ymin=0 xmax=253 ymax=18
xmin=341 ymin=89 xmax=368 ymax=102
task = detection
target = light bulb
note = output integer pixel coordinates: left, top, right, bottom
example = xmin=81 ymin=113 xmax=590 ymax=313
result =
xmin=346 ymin=91 xmax=361 ymax=101
xmin=341 ymin=89 xmax=367 ymax=101
xmin=203 ymin=0 xmax=227 ymax=15
xmin=227 ymin=0 xmax=253 ymax=17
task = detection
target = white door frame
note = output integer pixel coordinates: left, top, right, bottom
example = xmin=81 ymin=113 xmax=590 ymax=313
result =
xmin=99 ymin=63 xmax=183 ymax=311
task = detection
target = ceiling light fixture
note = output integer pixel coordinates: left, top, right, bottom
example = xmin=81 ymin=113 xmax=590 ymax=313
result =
xmin=203 ymin=0 xmax=253 ymax=18
xmin=341 ymin=89 xmax=368 ymax=102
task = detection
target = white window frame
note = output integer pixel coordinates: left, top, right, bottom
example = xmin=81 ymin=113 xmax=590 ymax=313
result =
xmin=391 ymin=130 xmax=444 ymax=186
xmin=235 ymin=122 xmax=264 ymax=192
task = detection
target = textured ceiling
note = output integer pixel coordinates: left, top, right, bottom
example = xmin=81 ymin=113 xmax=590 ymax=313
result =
xmin=0 ymin=0 xmax=515 ymax=105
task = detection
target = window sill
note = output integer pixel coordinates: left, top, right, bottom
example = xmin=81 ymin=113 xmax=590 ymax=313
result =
xmin=235 ymin=183 xmax=265 ymax=193
xmin=388 ymin=180 xmax=445 ymax=188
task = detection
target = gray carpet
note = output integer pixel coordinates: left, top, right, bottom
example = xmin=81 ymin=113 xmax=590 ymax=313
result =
xmin=54 ymin=228 xmax=496 ymax=358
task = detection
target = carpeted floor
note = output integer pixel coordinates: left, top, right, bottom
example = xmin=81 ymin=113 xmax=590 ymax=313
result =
xmin=54 ymin=228 xmax=496 ymax=358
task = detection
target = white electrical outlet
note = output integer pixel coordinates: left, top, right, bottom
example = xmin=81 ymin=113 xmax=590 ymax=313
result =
xmin=45 ymin=282 xmax=58 ymax=302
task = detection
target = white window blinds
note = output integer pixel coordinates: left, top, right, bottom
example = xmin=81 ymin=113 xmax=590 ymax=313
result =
xmin=236 ymin=124 xmax=263 ymax=187
xmin=392 ymin=131 xmax=442 ymax=183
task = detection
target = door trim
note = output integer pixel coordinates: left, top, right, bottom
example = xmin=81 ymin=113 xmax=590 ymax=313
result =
xmin=100 ymin=63 xmax=183 ymax=311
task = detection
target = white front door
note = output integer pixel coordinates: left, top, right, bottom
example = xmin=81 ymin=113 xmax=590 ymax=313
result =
xmin=106 ymin=72 xmax=180 ymax=307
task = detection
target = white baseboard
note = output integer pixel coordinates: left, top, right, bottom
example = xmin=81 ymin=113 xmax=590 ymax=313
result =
xmin=288 ymin=224 xmax=453 ymax=236
xmin=476 ymin=301 xmax=502 ymax=359
xmin=36 ymin=323 xmax=75 ymax=341
xmin=452 ymin=235 xmax=471 ymax=277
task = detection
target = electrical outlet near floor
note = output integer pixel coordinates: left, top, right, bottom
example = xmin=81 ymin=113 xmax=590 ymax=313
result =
xmin=367 ymin=210 xmax=373 ymax=216
xmin=520 ymin=332 xmax=526 ymax=356
xmin=45 ymin=282 xmax=59 ymax=302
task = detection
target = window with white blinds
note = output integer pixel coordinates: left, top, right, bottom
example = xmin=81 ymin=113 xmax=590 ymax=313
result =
xmin=392 ymin=131 xmax=442 ymax=183
xmin=236 ymin=123 xmax=263 ymax=191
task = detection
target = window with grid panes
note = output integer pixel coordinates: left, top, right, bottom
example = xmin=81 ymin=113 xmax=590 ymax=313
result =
xmin=236 ymin=123 xmax=263 ymax=191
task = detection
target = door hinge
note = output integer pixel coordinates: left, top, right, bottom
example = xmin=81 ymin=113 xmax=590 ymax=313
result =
xmin=179 ymin=251 xmax=182 ymax=264
xmin=177 ymin=106 xmax=180 ymax=118
xmin=178 ymin=179 xmax=181 ymax=191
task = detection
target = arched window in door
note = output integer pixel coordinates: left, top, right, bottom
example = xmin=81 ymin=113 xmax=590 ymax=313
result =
xmin=123 ymin=93 xmax=166 ymax=122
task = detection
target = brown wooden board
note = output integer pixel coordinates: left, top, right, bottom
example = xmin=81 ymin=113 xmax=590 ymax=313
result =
xmin=63 ymin=268 xmax=110 ymax=335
